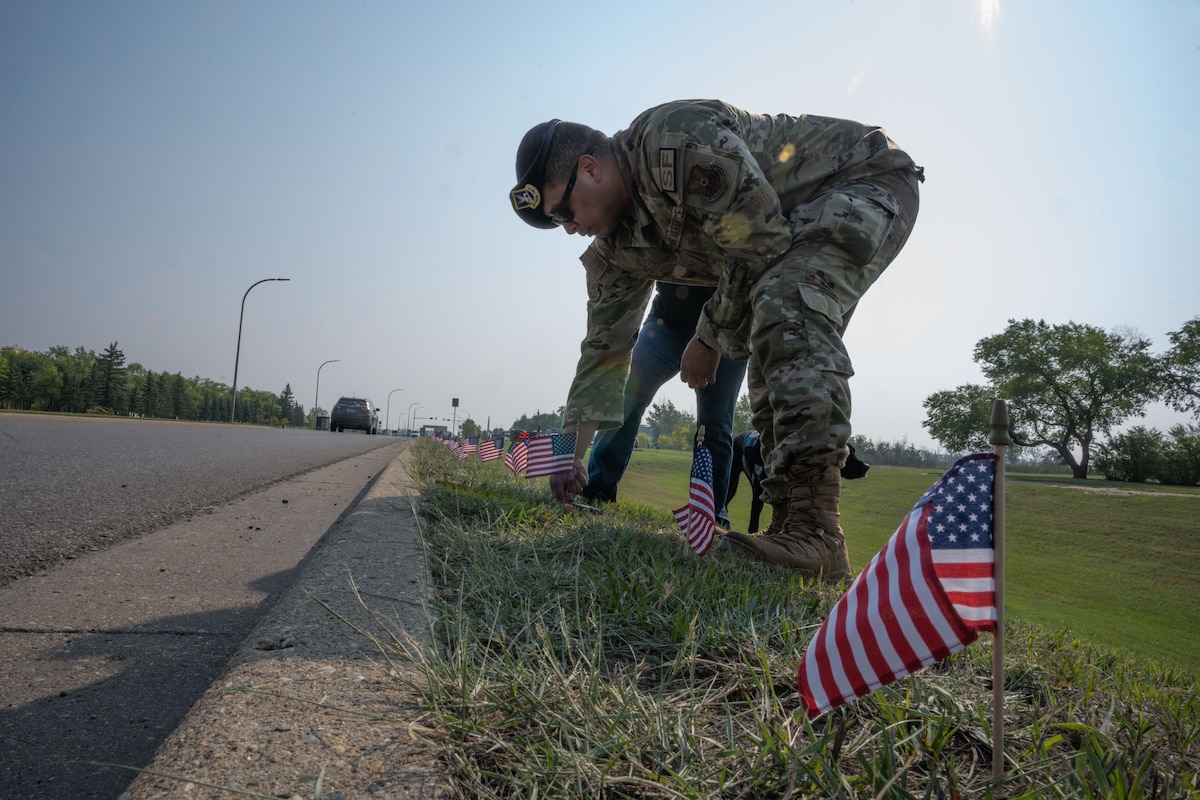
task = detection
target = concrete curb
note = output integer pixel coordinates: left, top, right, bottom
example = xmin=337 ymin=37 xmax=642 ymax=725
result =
xmin=120 ymin=446 xmax=448 ymax=799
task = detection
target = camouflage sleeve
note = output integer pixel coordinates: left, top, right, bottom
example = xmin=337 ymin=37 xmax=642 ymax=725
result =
xmin=562 ymin=243 xmax=654 ymax=430
xmin=694 ymin=258 xmax=757 ymax=359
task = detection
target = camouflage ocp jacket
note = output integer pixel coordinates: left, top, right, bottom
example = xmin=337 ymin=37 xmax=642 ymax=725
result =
xmin=563 ymin=99 xmax=916 ymax=429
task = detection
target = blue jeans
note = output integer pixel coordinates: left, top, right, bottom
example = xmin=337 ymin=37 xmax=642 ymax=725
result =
xmin=583 ymin=314 xmax=747 ymax=523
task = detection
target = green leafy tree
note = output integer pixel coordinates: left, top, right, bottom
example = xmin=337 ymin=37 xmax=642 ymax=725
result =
xmin=646 ymin=399 xmax=694 ymax=445
xmin=461 ymin=418 xmax=481 ymax=438
xmin=921 ymin=384 xmax=998 ymax=454
xmin=1161 ymin=317 xmax=1200 ymax=418
xmin=0 ymin=353 xmax=10 ymax=408
xmin=923 ymin=319 xmax=1160 ymax=478
xmin=658 ymin=423 xmax=694 ymax=450
xmin=125 ymin=362 xmax=147 ymax=416
xmin=1094 ymin=426 xmax=1162 ymax=482
xmin=733 ymin=394 xmax=753 ymax=435
xmin=45 ymin=346 xmax=94 ymax=413
xmin=1 ymin=346 xmax=36 ymax=410
xmin=1159 ymin=424 xmax=1200 ymax=486
xmin=510 ymin=410 xmax=562 ymax=434
xmin=24 ymin=350 xmax=61 ymax=411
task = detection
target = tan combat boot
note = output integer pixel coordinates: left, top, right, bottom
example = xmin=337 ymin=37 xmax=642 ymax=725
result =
xmin=720 ymin=455 xmax=852 ymax=582
xmin=716 ymin=499 xmax=785 ymax=540
xmin=758 ymin=501 xmax=788 ymax=538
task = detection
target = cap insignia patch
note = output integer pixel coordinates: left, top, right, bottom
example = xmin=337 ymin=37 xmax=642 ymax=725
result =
xmin=511 ymin=184 xmax=542 ymax=211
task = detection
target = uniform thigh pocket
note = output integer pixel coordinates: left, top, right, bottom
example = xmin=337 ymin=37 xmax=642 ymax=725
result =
xmin=749 ymin=270 xmax=853 ymax=378
xmin=793 ymin=186 xmax=898 ymax=266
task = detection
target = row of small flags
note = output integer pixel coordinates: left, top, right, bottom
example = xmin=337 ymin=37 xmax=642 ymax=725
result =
xmin=432 ymin=431 xmax=578 ymax=479
xmin=433 ymin=429 xmax=722 ymax=560
xmin=430 ymin=403 xmax=1009 ymax=769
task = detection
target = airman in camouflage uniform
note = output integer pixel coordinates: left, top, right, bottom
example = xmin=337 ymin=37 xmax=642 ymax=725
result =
xmin=510 ymin=99 xmax=922 ymax=579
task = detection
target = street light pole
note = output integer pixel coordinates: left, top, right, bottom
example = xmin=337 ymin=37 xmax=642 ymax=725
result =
xmin=314 ymin=359 xmax=340 ymax=428
xmin=386 ymin=388 xmax=404 ymax=433
xmin=231 ymin=277 xmax=290 ymax=423
xmin=407 ymin=402 xmax=421 ymax=433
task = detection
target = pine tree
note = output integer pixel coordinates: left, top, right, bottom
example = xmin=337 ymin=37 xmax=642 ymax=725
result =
xmin=93 ymin=342 xmax=128 ymax=412
xmin=279 ymin=383 xmax=295 ymax=421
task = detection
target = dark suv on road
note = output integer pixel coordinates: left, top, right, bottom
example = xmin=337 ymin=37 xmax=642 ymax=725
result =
xmin=330 ymin=396 xmax=379 ymax=434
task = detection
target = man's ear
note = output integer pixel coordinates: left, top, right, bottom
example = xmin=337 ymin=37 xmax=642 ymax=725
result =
xmin=579 ymin=153 xmax=602 ymax=183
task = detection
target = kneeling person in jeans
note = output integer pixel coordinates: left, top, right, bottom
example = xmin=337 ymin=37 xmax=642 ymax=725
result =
xmin=581 ymin=282 xmax=747 ymax=529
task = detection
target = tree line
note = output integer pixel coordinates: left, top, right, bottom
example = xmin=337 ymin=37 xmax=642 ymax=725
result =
xmin=0 ymin=342 xmax=309 ymax=427
xmin=922 ymin=317 xmax=1200 ymax=484
xmin=497 ymin=316 xmax=1200 ymax=484
xmin=11 ymin=314 xmax=1198 ymax=484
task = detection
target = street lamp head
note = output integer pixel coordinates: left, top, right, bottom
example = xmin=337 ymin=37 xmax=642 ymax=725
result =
xmin=231 ymin=277 xmax=292 ymax=424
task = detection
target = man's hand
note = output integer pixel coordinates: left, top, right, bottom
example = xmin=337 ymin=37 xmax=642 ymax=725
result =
xmin=680 ymin=336 xmax=721 ymax=390
xmin=549 ymin=456 xmax=589 ymax=503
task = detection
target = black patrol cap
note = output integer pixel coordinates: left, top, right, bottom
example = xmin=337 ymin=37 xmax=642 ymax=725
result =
xmin=510 ymin=119 xmax=561 ymax=230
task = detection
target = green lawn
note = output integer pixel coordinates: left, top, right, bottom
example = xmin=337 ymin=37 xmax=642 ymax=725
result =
xmin=403 ymin=441 xmax=1199 ymax=797
xmin=611 ymin=450 xmax=1200 ymax=672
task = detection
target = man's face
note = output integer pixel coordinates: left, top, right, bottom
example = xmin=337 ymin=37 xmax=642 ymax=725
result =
xmin=541 ymin=153 xmax=622 ymax=239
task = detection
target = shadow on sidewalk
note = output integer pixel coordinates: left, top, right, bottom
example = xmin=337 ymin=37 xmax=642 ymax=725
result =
xmin=0 ymin=569 xmax=302 ymax=800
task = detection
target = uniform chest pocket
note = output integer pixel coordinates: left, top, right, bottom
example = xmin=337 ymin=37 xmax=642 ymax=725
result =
xmin=791 ymin=184 xmax=900 ymax=266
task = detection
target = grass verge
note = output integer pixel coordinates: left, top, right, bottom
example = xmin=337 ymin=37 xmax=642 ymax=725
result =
xmin=379 ymin=440 xmax=1199 ymax=798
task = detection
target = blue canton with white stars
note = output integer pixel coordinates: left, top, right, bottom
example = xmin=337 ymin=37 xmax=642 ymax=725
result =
xmin=923 ymin=456 xmax=995 ymax=551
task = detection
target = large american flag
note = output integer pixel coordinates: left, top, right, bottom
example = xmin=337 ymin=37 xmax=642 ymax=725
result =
xmin=798 ymin=453 xmax=998 ymax=718
xmin=673 ymin=443 xmax=717 ymax=556
xmin=478 ymin=436 xmax=504 ymax=462
xmin=504 ymin=439 xmax=528 ymax=476
xmin=524 ymin=433 xmax=577 ymax=478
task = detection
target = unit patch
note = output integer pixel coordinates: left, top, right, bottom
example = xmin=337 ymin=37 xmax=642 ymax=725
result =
xmin=687 ymin=162 xmax=727 ymax=203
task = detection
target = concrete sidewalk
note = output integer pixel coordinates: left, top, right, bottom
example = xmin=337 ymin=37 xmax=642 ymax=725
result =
xmin=1 ymin=441 xmax=441 ymax=799
xmin=117 ymin=444 xmax=447 ymax=799
xmin=117 ymin=443 xmax=448 ymax=800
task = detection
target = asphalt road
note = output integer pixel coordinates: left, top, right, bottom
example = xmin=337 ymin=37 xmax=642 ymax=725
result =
xmin=0 ymin=413 xmax=412 ymax=798
xmin=0 ymin=413 xmax=399 ymax=586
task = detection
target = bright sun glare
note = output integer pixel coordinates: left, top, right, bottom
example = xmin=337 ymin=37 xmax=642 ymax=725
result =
xmin=979 ymin=0 xmax=999 ymax=31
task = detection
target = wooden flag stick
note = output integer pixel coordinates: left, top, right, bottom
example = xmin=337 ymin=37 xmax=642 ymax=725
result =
xmin=989 ymin=399 xmax=1010 ymax=779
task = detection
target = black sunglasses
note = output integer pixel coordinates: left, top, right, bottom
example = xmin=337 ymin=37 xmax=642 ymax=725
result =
xmin=550 ymin=148 xmax=593 ymax=226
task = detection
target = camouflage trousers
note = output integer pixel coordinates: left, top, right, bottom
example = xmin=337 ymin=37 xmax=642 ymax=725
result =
xmin=748 ymin=166 xmax=922 ymax=503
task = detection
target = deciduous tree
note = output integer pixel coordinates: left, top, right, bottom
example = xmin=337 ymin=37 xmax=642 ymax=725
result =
xmin=1161 ymin=317 xmax=1200 ymax=418
xmin=645 ymin=399 xmax=694 ymax=445
xmin=923 ymin=319 xmax=1160 ymax=478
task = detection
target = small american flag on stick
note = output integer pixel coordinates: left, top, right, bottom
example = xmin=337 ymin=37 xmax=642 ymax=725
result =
xmin=524 ymin=433 xmax=577 ymax=478
xmin=798 ymin=453 xmax=998 ymax=717
xmin=673 ymin=441 xmax=716 ymax=556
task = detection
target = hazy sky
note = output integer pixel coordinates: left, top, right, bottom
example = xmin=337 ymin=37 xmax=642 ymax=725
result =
xmin=2 ymin=1 xmax=1197 ymax=444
